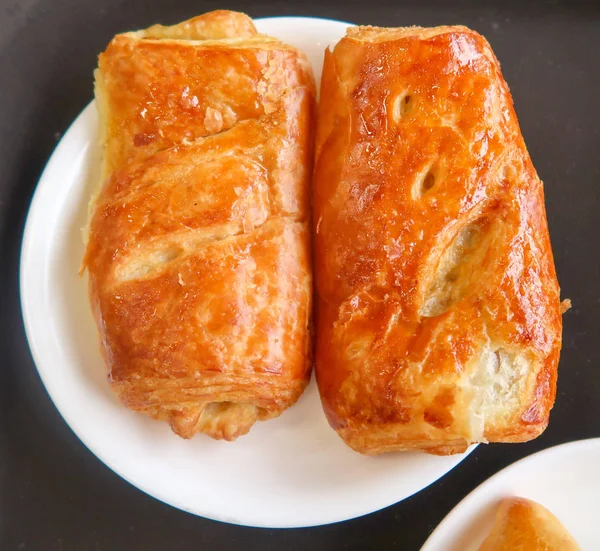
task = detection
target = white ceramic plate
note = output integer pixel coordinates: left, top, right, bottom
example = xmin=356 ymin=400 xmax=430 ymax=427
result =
xmin=20 ymin=16 xmax=475 ymax=528
xmin=421 ymin=438 xmax=600 ymax=550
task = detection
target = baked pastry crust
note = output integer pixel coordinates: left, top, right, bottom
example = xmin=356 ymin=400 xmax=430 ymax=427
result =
xmin=479 ymin=498 xmax=581 ymax=550
xmin=313 ymin=25 xmax=564 ymax=455
xmin=84 ymin=10 xmax=316 ymax=440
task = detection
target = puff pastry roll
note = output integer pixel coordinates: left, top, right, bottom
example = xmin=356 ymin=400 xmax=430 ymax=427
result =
xmin=313 ymin=26 xmax=565 ymax=455
xmin=84 ymin=11 xmax=316 ymax=440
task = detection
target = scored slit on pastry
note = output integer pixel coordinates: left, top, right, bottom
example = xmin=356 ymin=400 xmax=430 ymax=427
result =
xmin=84 ymin=10 xmax=316 ymax=440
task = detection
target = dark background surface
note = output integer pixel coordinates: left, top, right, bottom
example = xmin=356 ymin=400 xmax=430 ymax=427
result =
xmin=1 ymin=0 xmax=599 ymax=549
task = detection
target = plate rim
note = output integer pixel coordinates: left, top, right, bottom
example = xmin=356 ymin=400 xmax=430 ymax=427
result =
xmin=420 ymin=437 xmax=600 ymax=550
xmin=19 ymin=16 xmax=477 ymax=529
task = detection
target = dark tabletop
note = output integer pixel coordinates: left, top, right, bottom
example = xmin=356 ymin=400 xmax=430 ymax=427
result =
xmin=1 ymin=0 xmax=599 ymax=549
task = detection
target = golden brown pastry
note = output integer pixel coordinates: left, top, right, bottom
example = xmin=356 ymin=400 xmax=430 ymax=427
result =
xmin=84 ymin=10 xmax=316 ymax=440
xmin=313 ymin=25 xmax=565 ymax=455
xmin=479 ymin=497 xmax=581 ymax=550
